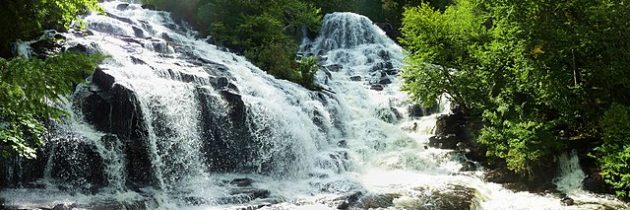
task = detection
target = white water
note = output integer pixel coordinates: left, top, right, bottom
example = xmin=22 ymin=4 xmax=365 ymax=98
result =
xmin=1 ymin=3 xmax=627 ymax=210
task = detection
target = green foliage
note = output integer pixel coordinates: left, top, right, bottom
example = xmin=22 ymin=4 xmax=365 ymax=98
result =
xmin=595 ymin=104 xmax=630 ymax=197
xmin=0 ymin=0 xmax=101 ymax=57
xmin=401 ymin=0 xmax=630 ymax=178
xmin=296 ymin=56 xmax=320 ymax=90
xmin=0 ymin=53 xmax=104 ymax=158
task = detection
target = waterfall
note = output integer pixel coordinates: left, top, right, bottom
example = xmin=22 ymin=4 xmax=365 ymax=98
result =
xmin=554 ymin=151 xmax=586 ymax=194
xmin=0 ymin=2 xmax=627 ymax=210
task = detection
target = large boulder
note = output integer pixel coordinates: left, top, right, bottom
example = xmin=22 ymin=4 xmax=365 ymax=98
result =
xmin=76 ymin=68 xmax=153 ymax=188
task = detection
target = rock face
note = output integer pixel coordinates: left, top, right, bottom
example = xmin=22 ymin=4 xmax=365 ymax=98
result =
xmin=428 ymin=109 xmax=485 ymax=163
xmin=75 ymin=68 xmax=153 ymax=188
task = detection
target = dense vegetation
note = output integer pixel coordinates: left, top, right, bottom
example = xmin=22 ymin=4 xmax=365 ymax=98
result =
xmin=401 ymin=0 xmax=630 ymax=197
xmin=0 ymin=0 xmax=103 ymax=158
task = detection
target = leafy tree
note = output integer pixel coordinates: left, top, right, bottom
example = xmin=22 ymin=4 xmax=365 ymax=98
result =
xmin=400 ymin=0 xmax=630 ymax=183
xmin=0 ymin=0 xmax=101 ymax=57
xmin=595 ymin=104 xmax=630 ymax=197
xmin=0 ymin=53 xmax=104 ymax=158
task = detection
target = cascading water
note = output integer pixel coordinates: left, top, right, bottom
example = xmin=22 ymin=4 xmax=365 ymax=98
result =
xmin=0 ymin=2 xmax=627 ymax=210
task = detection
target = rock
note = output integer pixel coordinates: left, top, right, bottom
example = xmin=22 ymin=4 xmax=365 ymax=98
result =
xmin=116 ymin=3 xmax=129 ymax=10
xmin=326 ymin=64 xmax=343 ymax=72
xmin=52 ymin=203 xmax=78 ymax=210
xmin=395 ymin=185 xmax=479 ymax=210
xmin=46 ymin=132 xmax=106 ymax=191
xmin=182 ymin=196 xmax=209 ymax=205
xmin=428 ymin=134 xmax=459 ymax=149
xmin=66 ymin=44 xmax=88 ymax=54
xmin=377 ymin=49 xmax=390 ymax=60
xmin=217 ymin=77 xmax=229 ymax=89
xmin=583 ymin=172 xmax=611 ymax=194
xmin=378 ymin=77 xmax=392 ymax=85
xmin=377 ymin=107 xmax=402 ymax=123
xmin=370 ymin=61 xmax=394 ymax=72
xmin=336 ymin=191 xmax=363 ymax=209
xmin=30 ymin=37 xmax=63 ymax=59
xmin=337 ymin=140 xmax=347 ymax=147
xmin=132 ymin=26 xmax=144 ymax=38
xmin=229 ymin=188 xmax=270 ymax=200
xmin=76 ymin=77 xmax=153 ymax=188
xmin=561 ymin=197 xmax=574 ymax=206
xmin=356 ymin=193 xmax=400 ymax=209
xmin=91 ymin=68 xmax=116 ymax=90
xmin=141 ymin=4 xmax=156 ymax=10
xmin=370 ymin=84 xmax=384 ymax=91
xmin=130 ymin=56 xmax=147 ymax=65
xmin=408 ymin=104 xmax=424 ymax=117
xmin=435 ymin=112 xmax=465 ymax=137
xmin=427 ymin=185 xmax=478 ymax=210
xmin=384 ymin=68 xmax=399 ymax=75
xmin=230 ymin=178 xmax=254 ymax=187
xmin=350 ymin=75 xmax=362 ymax=81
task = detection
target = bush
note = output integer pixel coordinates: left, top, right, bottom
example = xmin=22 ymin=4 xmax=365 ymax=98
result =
xmin=400 ymin=0 xmax=630 ymax=177
xmin=595 ymin=104 xmax=630 ymax=197
xmin=0 ymin=53 xmax=104 ymax=158
xmin=0 ymin=0 xmax=101 ymax=57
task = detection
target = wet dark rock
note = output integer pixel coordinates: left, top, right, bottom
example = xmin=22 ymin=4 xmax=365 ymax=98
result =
xmin=337 ymin=140 xmax=347 ymax=147
xmin=151 ymin=40 xmax=171 ymax=54
xmin=161 ymin=33 xmax=173 ymax=42
xmin=183 ymin=196 xmax=209 ymax=205
xmin=429 ymin=134 xmax=459 ymax=149
xmin=355 ymin=193 xmax=400 ymax=209
xmin=583 ymin=172 xmax=611 ymax=194
xmin=336 ymin=191 xmax=363 ymax=209
xmin=141 ymin=4 xmax=156 ymax=10
xmin=423 ymin=185 xmax=478 ymax=210
xmin=561 ymin=196 xmax=574 ymax=206
xmin=52 ymin=203 xmax=79 ymax=210
xmin=370 ymin=84 xmax=384 ymax=91
xmin=230 ymin=178 xmax=254 ymax=187
xmin=384 ymin=68 xmax=400 ymax=75
xmin=66 ymin=44 xmax=88 ymax=54
xmin=377 ymin=107 xmax=402 ymax=124
xmin=46 ymin=132 xmax=106 ymax=191
xmin=0 ymin=149 xmax=47 ymax=188
xmin=485 ymin=165 xmax=557 ymax=193
xmin=378 ymin=77 xmax=392 ymax=85
xmin=378 ymin=49 xmax=390 ymax=60
xmin=350 ymin=76 xmax=362 ymax=81
xmin=132 ymin=26 xmax=145 ymax=38
xmin=76 ymin=73 xmax=153 ymax=188
xmin=91 ymin=68 xmax=116 ymax=90
xmin=105 ymin=12 xmax=133 ymax=25
xmin=30 ymin=37 xmax=63 ymax=59
xmin=197 ymin=86 xmax=255 ymax=173
xmin=408 ymin=103 xmax=439 ymax=118
xmin=130 ymin=56 xmax=147 ymax=65
xmin=217 ymin=77 xmax=230 ymax=89
xmin=229 ymin=188 xmax=270 ymax=200
xmin=116 ymin=3 xmax=130 ymax=10
xmin=370 ymin=61 xmax=394 ymax=72
xmin=326 ymin=64 xmax=343 ymax=72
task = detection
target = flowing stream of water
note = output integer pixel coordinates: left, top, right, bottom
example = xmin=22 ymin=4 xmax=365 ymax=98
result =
xmin=0 ymin=2 xmax=627 ymax=210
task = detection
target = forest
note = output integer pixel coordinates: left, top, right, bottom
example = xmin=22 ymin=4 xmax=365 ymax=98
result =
xmin=1 ymin=0 xmax=629 ymax=208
